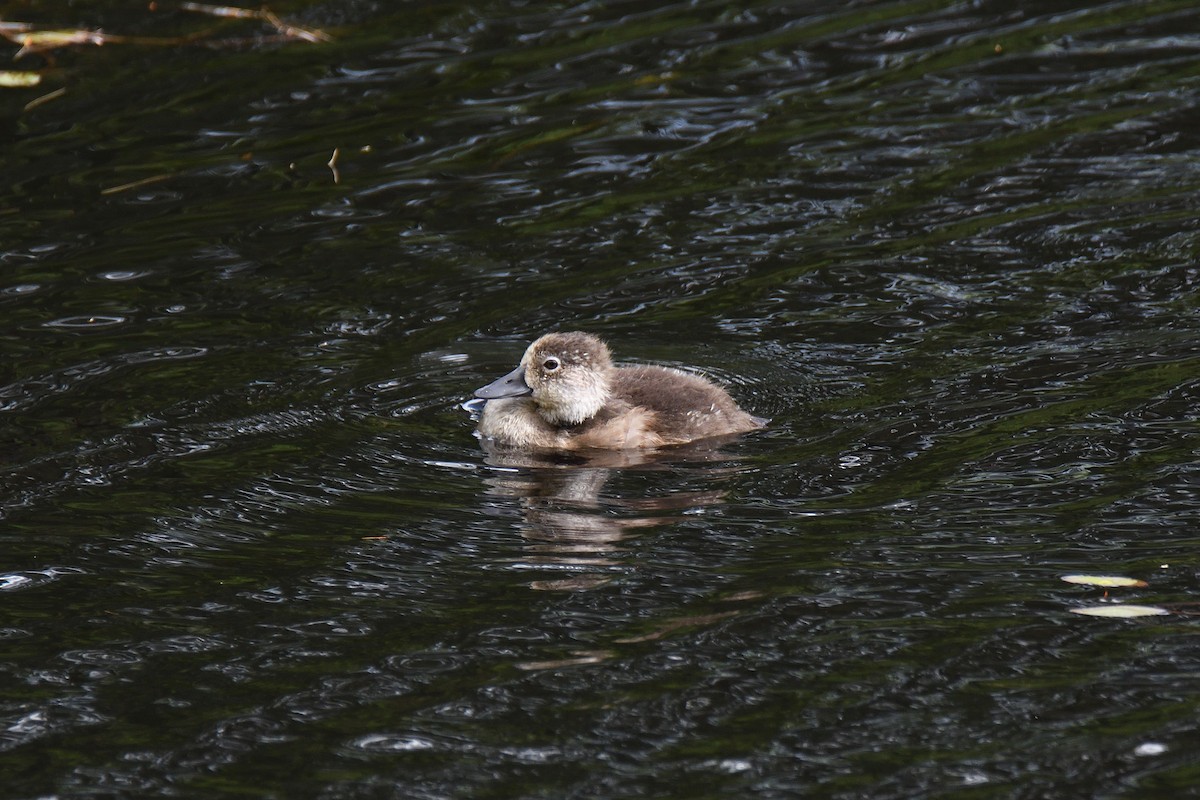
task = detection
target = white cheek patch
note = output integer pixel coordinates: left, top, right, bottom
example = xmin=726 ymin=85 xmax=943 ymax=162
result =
xmin=537 ymin=373 xmax=608 ymax=426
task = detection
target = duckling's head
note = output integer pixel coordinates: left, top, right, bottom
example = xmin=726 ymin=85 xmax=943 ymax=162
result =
xmin=475 ymin=332 xmax=613 ymax=425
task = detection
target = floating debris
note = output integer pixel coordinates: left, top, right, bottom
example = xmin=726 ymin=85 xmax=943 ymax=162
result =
xmin=181 ymin=3 xmax=332 ymax=43
xmin=1061 ymin=574 xmax=1148 ymax=588
xmin=1 ymin=4 xmax=331 ymax=61
xmin=100 ymin=173 xmax=174 ymax=197
xmin=1070 ymin=605 xmax=1169 ymax=618
xmin=0 ymin=70 xmax=40 ymax=87
xmin=23 ymin=86 xmax=65 ymax=111
xmin=328 ymin=147 xmax=341 ymax=184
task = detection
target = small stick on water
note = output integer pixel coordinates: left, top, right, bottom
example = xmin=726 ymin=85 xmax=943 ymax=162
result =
xmin=261 ymin=10 xmax=333 ymax=43
xmin=100 ymin=173 xmax=173 ymax=196
xmin=183 ymin=3 xmax=332 ymax=42
xmin=23 ymin=86 xmax=66 ymax=111
xmin=5 ymin=29 xmax=110 ymax=59
xmin=1 ymin=4 xmax=330 ymax=60
xmin=327 ymin=148 xmax=341 ymax=184
xmin=180 ymin=2 xmax=262 ymax=19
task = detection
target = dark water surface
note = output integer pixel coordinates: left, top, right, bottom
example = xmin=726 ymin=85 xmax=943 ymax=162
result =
xmin=3 ymin=0 xmax=1200 ymax=797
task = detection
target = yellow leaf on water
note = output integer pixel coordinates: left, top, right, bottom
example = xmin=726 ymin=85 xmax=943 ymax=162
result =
xmin=0 ymin=71 xmax=41 ymax=88
xmin=1070 ymin=605 xmax=1169 ymax=618
xmin=1061 ymin=574 xmax=1148 ymax=588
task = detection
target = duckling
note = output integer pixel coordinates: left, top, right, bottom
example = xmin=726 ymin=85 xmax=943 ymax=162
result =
xmin=474 ymin=331 xmax=765 ymax=450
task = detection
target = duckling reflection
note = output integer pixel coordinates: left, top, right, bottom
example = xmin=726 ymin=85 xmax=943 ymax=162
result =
xmin=477 ymin=439 xmax=740 ymax=591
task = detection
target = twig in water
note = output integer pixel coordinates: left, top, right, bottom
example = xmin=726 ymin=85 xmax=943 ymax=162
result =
xmin=182 ymin=3 xmax=332 ymax=42
xmin=100 ymin=173 xmax=173 ymax=196
xmin=0 ymin=4 xmax=331 ymax=60
xmin=23 ymin=86 xmax=66 ymax=111
xmin=327 ymin=148 xmax=341 ymax=184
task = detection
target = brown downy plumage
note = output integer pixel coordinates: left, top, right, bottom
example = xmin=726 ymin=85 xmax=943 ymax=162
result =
xmin=474 ymin=331 xmax=765 ymax=450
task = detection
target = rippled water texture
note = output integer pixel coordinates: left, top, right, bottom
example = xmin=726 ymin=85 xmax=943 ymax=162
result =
xmin=3 ymin=1 xmax=1200 ymax=797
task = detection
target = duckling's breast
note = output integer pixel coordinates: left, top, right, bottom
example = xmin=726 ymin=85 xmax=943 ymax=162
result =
xmin=478 ymin=397 xmax=561 ymax=449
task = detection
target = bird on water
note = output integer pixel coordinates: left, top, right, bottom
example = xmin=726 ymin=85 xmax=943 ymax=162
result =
xmin=473 ymin=331 xmax=765 ymax=450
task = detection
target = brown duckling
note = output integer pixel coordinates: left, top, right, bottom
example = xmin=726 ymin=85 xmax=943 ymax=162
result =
xmin=474 ymin=331 xmax=765 ymax=450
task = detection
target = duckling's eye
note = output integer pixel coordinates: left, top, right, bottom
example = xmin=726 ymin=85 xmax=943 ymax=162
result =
xmin=542 ymin=358 xmax=560 ymax=371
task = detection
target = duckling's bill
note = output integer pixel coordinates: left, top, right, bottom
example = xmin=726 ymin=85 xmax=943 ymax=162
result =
xmin=475 ymin=364 xmax=532 ymax=399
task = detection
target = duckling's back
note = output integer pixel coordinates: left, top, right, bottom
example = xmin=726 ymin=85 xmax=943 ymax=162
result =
xmin=612 ymin=365 xmax=764 ymax=445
